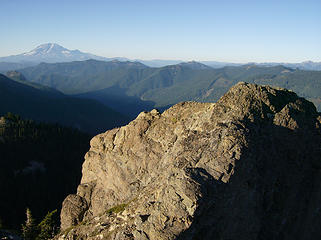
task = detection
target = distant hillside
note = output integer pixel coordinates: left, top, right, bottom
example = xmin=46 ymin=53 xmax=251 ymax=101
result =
xmin=75 ymin=86 xmax=155 ymax=119
xmin=19 ymin=59 xmax=148 ymax=94
xmin=6 ymin=70 xmax=62 ymax=94
xmin=0 ymin=74 xmax=129 ymax=133
xmin=18 ymin=60 xmax=321 ymax=114
xmin=0 ymin=62 xmax=37 ymax=73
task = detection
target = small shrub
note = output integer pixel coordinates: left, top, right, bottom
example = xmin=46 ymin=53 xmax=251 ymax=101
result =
xmin=106 ymin=203 xmax=128 ymax=215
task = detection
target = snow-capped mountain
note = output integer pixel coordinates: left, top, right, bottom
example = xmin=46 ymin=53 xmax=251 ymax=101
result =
xmin=0 ymin=43 xmax=127 ymax=63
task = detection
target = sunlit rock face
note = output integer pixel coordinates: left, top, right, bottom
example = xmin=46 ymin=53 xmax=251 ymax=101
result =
xmin=59 ymin=82 xmax=321 ymax=240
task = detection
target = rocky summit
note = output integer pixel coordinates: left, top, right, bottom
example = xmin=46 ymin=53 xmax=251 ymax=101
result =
xmin=58 ymin=82 xmax=321 ymax=240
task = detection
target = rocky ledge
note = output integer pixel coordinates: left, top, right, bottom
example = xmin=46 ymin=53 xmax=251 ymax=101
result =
xmin=57 ymin=82 xmax=321 ymax=240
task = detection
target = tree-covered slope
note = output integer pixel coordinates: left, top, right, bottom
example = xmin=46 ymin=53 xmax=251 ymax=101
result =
xmin=19 ymin=59 xmax=148 ymax=94
xmin=6 ymin=70 xmax=63 ymax=94
xmin=0 ymin=114 xmax=91 ymax=230
xmin=0 ymin=74 xmax=129 ymax=133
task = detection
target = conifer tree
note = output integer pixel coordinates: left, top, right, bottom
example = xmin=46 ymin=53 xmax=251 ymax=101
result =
xmin=21 ymin=208 xmax=38 ymax=240
xmin=36 ymin=210 xmax=58 ymax=240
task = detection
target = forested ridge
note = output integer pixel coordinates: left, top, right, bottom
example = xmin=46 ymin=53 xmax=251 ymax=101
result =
xmin=17 ymin=61 xmax=321 ymax=115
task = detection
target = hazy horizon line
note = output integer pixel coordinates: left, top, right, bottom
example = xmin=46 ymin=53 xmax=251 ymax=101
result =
xmin=0 ymin=43 xmax=320 ymax=64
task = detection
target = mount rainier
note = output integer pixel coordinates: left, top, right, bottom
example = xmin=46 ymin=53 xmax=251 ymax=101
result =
xmin=0 ymin=43 xmax=126 ymax=63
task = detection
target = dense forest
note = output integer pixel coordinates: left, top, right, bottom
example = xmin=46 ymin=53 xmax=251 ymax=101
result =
xmin=0 ymin=113 xmax=91 ymax=232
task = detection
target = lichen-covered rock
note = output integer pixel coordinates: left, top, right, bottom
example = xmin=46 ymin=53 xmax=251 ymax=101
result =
xmin=58 ymin=82 xmax=321 ymax=240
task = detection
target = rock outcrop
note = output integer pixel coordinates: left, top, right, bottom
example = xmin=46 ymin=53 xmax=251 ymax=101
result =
xmin=58 ymin=82 xmax=321 ymax=240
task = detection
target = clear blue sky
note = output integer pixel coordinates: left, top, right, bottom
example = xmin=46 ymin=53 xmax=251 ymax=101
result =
xmin=1 ymin=0 xmax=320 ymax=63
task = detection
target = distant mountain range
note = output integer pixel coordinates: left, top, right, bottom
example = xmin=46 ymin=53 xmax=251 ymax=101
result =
xmin=252 ymin=61 xmax=321 ymax=71
xmin=1 ymin=43 xmax=321 ymax=71
xmin=15 ymin=60 xmax=321 ymax=115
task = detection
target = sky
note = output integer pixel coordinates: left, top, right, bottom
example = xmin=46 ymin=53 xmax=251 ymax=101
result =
xmin=0 ymin=0 xmax=320 ymax=63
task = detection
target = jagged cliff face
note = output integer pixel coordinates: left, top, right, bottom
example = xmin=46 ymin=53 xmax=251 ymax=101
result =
xmin=58 ymin=82 xmax=321 ymax=240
